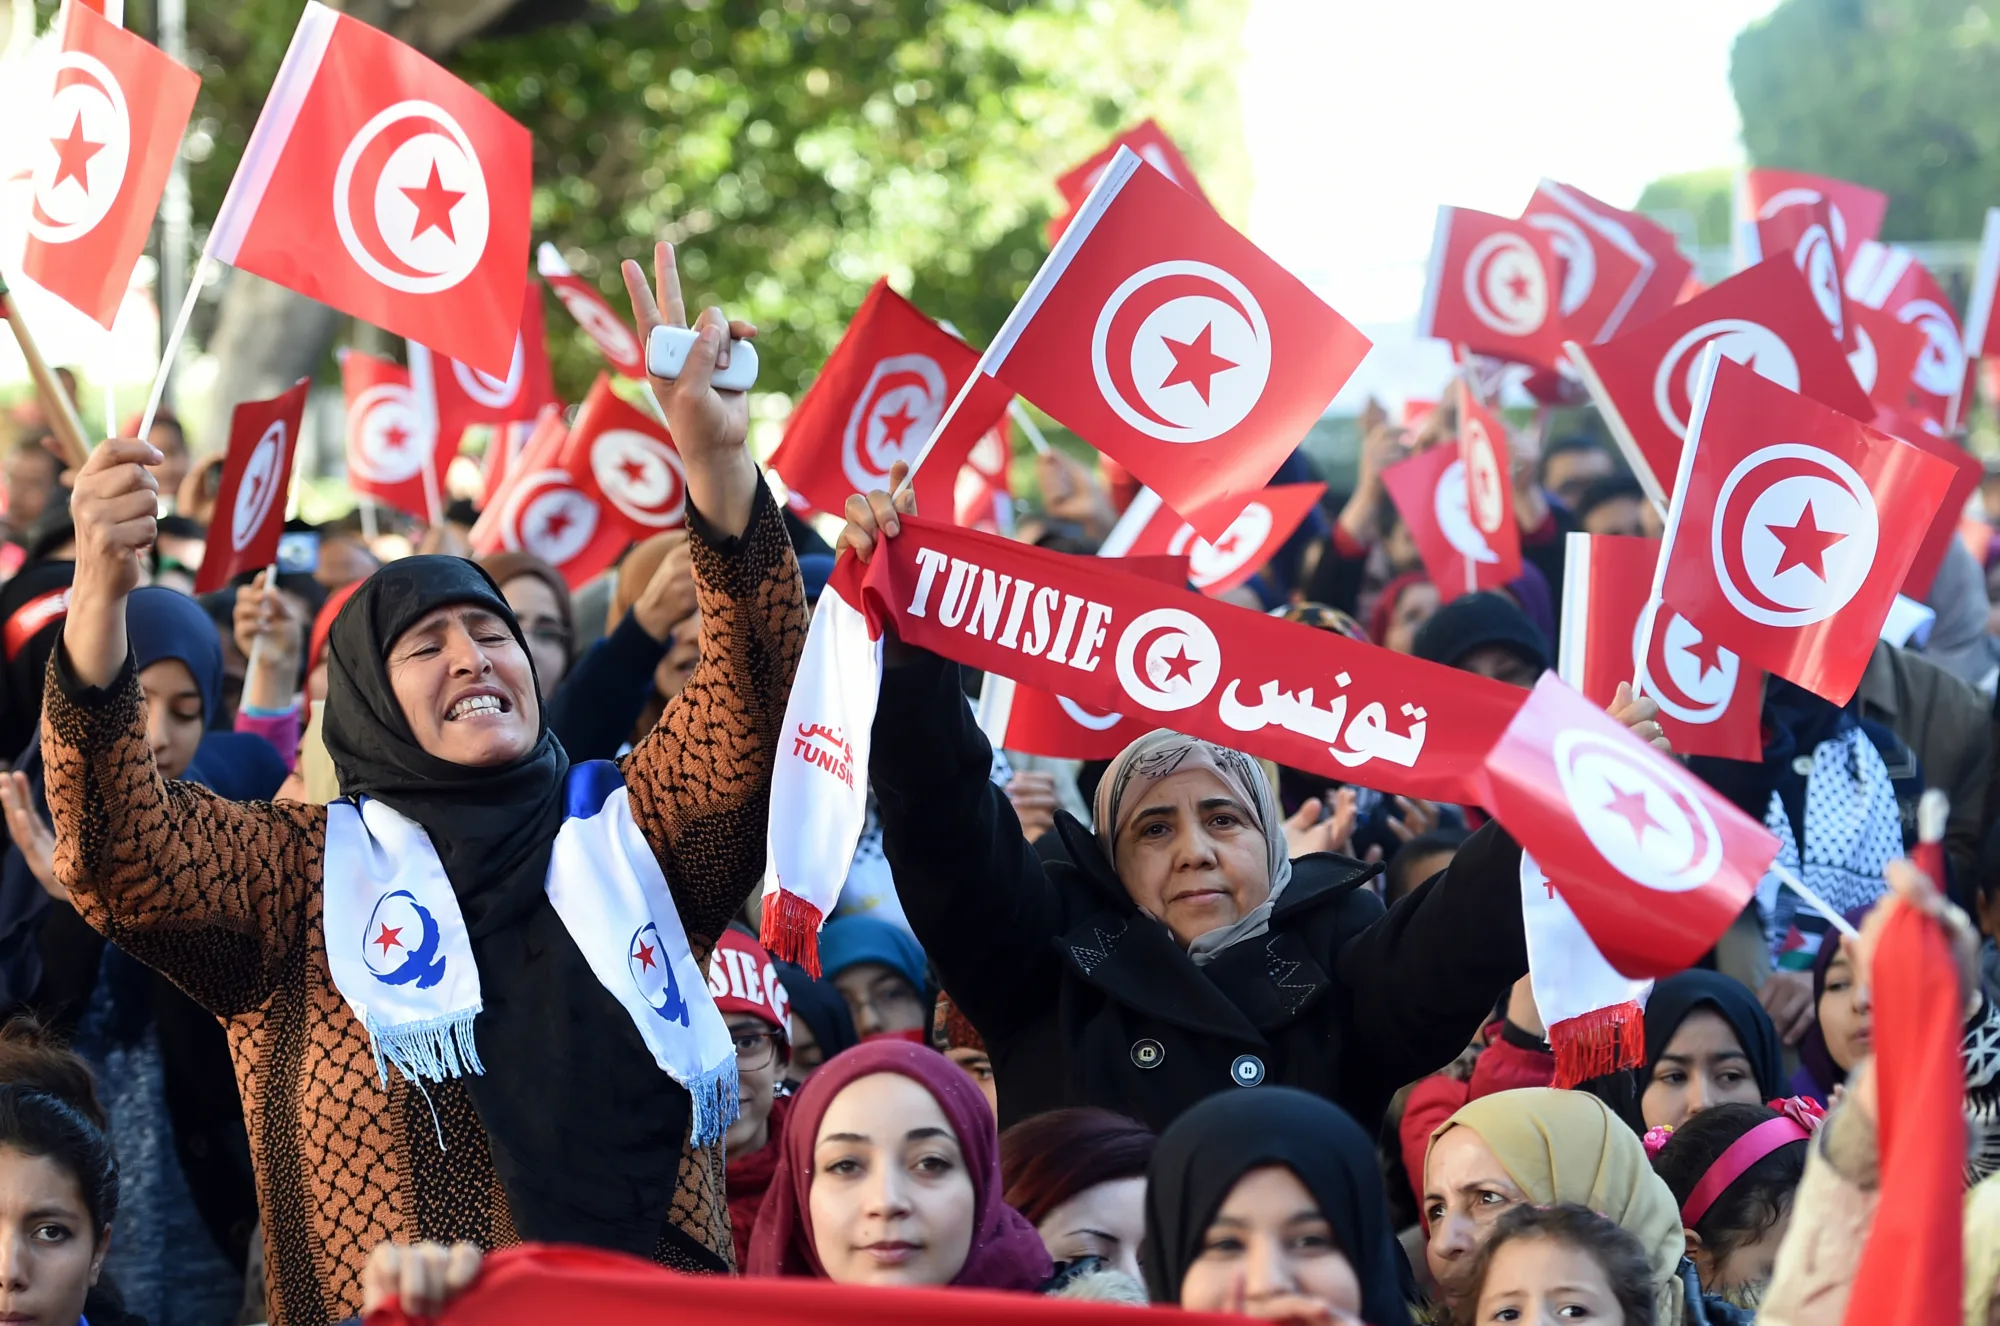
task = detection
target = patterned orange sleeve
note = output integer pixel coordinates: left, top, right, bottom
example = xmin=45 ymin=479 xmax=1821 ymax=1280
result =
xmin=621 ymin=484 xmax=807 ymax=951
xmin=42 ymin=646 xmax=327 ymax=1017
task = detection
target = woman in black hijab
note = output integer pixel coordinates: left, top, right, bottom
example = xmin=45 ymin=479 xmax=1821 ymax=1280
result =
xmin=1143 ymin=1087 xmax=1413 ymax=1326
xmin=41 ymin=247 xmax=808 ymax=1326
xmin=1636 ymin=970 xmax=1784 ymax=1133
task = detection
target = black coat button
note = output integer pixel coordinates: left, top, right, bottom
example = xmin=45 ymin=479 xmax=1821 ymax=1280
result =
xmin=1230 ymin=1054 xmax=1266 ymax=1087
xmin=1131 ymin=1039 xmax=1165 ymax=1070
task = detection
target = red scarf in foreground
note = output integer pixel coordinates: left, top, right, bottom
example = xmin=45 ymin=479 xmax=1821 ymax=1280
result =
xmin=1840 ymin=904 xmax=1964 ymax=1326
xmin=366 ymin=1243 xmax=1252 ymax=1324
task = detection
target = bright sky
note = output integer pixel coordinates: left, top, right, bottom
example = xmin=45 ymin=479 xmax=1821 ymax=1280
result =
xmin=1239 ymin=0 xmax=1783 ymax=405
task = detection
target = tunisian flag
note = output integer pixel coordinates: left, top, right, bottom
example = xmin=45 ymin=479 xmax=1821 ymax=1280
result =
xmin=410 ymin=281 xmax=556 ymax=442
xmin=1519 ymin=180 xmax=1656 ymax=346
xmin=1658 ymin=353 xmax=1962 ymax=706
xmin=1048 ymin=118 xmax=1211 ymax=242
xmin=1740 ymin=168 xmax=1887 ymax=271
xmin=952 ymin=418 xmax=1014 ymax=533
xmin=1755 ymin=197 xmax=1855 ymax=354
xmin=468 ymin=393 xmax=628 ymax=588
xmin=1417 ymin=207 xmax=1565 ymax=370
xmin=761 ymin=517 xmax=1528 ymax=968
xmin=1849 ymin=301 xmax=1930 ymax=413
xmin=1481 ymin=674 xmax=1777 ymax=978
xmin=1111 ymin=482 xmax=1325 ymax=595
xmin=1457 ymin=391 xmax=1522 ymax=583
xmin=767 ymin=280 xmax=1006 ymax=519
xmin=1890 ymin=426 xmax=1982 ymax=600
xmin=1566 ymin=257 xmax=1873 ymax=510
xmin=195 ymin=379 xmax=311 ymax=594
xmin=986 ymin=149 xmax=1369 ymax=541
xmin=538 ymin=243 xmax=648 ymax=379
xmin=1845 ymin=241 xmax=1968 ymax=429
xmin=21 ymin=3 xmax=199 ymax=329
xmin=1557 ymin=533 xmax=1762 ymax=761
xmin=1381 ymin=443 xmax=1520 ymax=598
xmin=340 ymin=350 xmax=453 ymax=521
xmin=558 ymin=374 xmax=688 ymax=542
xmin=205 ymin=2 xmax=532 ymax=377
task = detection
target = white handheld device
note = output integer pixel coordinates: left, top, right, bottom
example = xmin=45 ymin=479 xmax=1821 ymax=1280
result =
xmin=645 ymin=324 xmax=759 ymax=391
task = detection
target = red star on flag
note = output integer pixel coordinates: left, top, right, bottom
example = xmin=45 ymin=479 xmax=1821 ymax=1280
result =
xmin=381 ymin=423 xmax=409 ymax=451
xmin=1601 ymin=784 xmax=1662 ymax=842
xmin=1767 ymin=501 xmax=1847 ymax=581
xmin=1159 ymin=646 xmax=1198 ymax=685
xmin=373 ymin=923 xmax=404 ymax=954
xmin=618 ymin=456 xmax=649 ymax=487
xmin=1682 ymin=633 xmax=1728 ymax=683
xmin=541 ymin=508 xmax=573 ymax=541
xmin=632 ymin=940 xmax=657 ymax=970
xmin=1159 ymin=323 xmax=1238 ymax=404
xmin=1505 ymin=270 xmax=1533 ymax=303
xmin=402 ymin=161 xmax=466 ymax=243
xmin=876 ymin=403 xmax=920 ymax=448
xmin=47 ymin=114 xmax=104 ymax=194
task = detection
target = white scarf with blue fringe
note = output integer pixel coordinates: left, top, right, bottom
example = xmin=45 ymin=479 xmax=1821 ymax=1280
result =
xmin=321 ymin=760 xmax=739 ymax=1146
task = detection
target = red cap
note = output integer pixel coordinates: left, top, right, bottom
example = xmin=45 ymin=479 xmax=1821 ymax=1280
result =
xmin=705 ymin=929 xmax=790 ymax=1038
xmin=308 ymin=578 xmax=364 ymax=679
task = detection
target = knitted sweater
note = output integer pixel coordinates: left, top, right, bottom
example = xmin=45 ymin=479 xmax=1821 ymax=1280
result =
xmin=42 ymin=490 xmax=805 ymax=1326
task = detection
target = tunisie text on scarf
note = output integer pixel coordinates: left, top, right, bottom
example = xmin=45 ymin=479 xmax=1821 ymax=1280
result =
xmin=1143 ymin=1086 xmax=1414 ymax=1326
xmin=321 ymin=555 xmax=704 ymax=1260
xmin=745 ymin=1039 xmax=1052 ymax=1289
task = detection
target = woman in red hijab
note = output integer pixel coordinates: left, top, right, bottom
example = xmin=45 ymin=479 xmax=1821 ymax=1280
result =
xmin=746 ymin=1040 xmax=1051 ymax=1291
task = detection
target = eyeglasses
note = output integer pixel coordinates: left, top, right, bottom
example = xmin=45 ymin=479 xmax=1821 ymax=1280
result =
xmin=732 ymin=1030 xmax=785 ymax=1072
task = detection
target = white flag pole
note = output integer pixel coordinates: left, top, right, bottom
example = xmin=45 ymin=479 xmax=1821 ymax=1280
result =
xmin=1767 ymin=861 xmax=1863 ymax=941
xmin=138 ymin=253 xmax=215 ymax=444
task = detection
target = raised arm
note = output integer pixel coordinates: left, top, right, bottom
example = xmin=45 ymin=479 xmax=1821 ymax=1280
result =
xmin=617 ymin=243 xmax=808 ymax=947
xmin=47 ymin=439 xmax=323 ymax=1016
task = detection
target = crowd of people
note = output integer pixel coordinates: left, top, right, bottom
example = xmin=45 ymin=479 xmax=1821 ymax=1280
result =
xmin=0 ymin=244 xmax=1993 ymax=1326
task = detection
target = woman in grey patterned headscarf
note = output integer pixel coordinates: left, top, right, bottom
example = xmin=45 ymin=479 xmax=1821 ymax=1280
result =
xmin=1091 ymin=730 xmax=1293 ymax=965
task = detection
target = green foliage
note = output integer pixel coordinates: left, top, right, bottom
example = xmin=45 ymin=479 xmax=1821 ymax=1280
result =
xmin=1730 ymin=0 xmax=2000 ymax=241
xmin=1633 ymin=168 xmax=1734 ymax=249
xmin=152 ymin=0 xmax=1247 ymax=407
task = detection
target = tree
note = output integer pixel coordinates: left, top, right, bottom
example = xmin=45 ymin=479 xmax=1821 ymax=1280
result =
xmin=1633 ymin=168 xmax=1733 ymax=250
xmin=1730 ymin=0 xmax=2000 ymax=242
xmin=76 ymin=0 xmax=1248 ymax=451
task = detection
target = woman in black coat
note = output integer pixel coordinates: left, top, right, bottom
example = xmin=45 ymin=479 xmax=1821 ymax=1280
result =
xmin=843 ymin=479 xmax=1538 ymax=1138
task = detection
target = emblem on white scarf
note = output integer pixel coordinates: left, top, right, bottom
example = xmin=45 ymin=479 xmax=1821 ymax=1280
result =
xmin=323 ymin=760 xmax=739 ymax=1145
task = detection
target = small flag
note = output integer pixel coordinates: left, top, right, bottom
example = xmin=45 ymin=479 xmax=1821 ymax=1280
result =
xmin=195 ymin=379 xmax=311 ymax=593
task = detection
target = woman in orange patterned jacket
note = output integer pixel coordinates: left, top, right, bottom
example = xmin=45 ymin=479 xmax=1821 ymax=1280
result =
xmin=41 ymin=246 xmax=805 ymax=1326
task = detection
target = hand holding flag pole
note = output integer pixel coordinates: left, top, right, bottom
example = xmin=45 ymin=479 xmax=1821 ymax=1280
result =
xmin=0 ymin=273 xmax=91 ymax=469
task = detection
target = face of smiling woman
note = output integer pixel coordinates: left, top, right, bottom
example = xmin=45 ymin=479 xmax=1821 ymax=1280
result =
xmin=385 ymin=604 xmax=541 ymax=767
xmin=806 ymin=1072 xmax=977 ymax=1287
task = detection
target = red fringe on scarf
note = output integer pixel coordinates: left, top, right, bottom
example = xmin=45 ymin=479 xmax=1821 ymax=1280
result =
xmin=759 ymin=891 xmax=825 ymax=978
xmin=1548 ymin=1001 xmax=1646 ymax=1089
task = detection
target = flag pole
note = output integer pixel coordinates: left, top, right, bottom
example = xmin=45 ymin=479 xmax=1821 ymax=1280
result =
xmin=1007 ymin=399 xmax=1054 ymax=458
xmin=359 ymin=495 xmax=380 ymax=543
xmin=0 ymin=273 xmax=91 ymax=469
xmin=420 ymin=447 xmax=444 ymax=528
xmin=138 ymin=253 xmax=214 ymax=444
xmin=1767 ymin=861 xmax=1863 ymax=941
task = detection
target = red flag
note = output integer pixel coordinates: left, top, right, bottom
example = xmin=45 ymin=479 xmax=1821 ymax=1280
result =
xmin=1884 ymin=424 xmax=1982 ymax=601
xmin=485 ymin=404 xmax=560 ymax=507
xmin=1567 ymin=258 xmax=1873 ymax=509
xmin=1741 ymin=168 xmax=1886 ymax=271
xmin=1844 ymin=240 xmax=1967 ymax=428
xmin=952 ymin=418 xmax=1014 ymax=533
xmin=195 ymin=379 xmax=310 ymax=594
xmin=411 ymin=280 xmax=556 ymax=442
xmin=1381 ymin=443 xmax=1521 ymax=598
xmin=1558 ymin=533 xmax=1763 ymax=761
xmin=538 ymin=243 xmax=647 ymax=379
xmin=205 ymin=2 xmax=532 ymax=376
xmin=1658 ymin=354 xmax=1961 ymax=705
xmin=767 ymin=280 xmax=1003 ymax=518
xmin=1755 ymin=197 xmax=1855 ymax=353
xmin=1457 ymin=390 xmax=1523 ymax=582
xmin=340 ymin=350 xmax=453 ymax=520
xmin=978 ymin=554 xmax=1191 ymax=760
xmin=558 ymin=374 xmax=688 ymax=542
xmin=1848 ymin=301 xmax=1930 ymax=413
xmin=21 ymin=4 xmax=200 ymax=328
xmin=471 ymin=407 xmax=565 ymax=550
xmin=986 ymin=150 xmax=1368 ymax=541
xmin=468 ymin=389 xmax=630 ymax=588
xmin=1520 ymin=180 xmax=1656 ymax=345
xmin=1480 ymin=674 xmax=1776 ymax=978
xmin=1839 ymin=906 xmax=1965 ymax=1326
xmin=1114 ymin=482 xmax=1325 ymax=596
xmin=865 ymin=516 xmax=1525 ymax=806
xmin=1417 ymin=207 xmax=1565 ymax=370
xmin=1048 ymin=118 xmax=1211 ymax=243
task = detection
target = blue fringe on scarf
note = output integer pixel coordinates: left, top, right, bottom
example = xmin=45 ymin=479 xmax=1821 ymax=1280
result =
xmin=687 ymin=1058 xmax=741 ymax=1149
xmin=364 ymin=1006 xmax=485 ymax=1087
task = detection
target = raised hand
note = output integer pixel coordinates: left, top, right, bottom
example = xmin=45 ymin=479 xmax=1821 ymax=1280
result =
xmin=233 ymin=569 xmax=305 ymax=712
xmin=839 ymin=461 xmax=918 ymax=564
xmin=630 ymin=533 xmax=696 ymax=644
xmin=622 ymin=240 xmax=760 ymax=537
xmin=66 ymin=437 xmax=162 ymax=688
xmin=0 ymin=773 xmax=61 ymax=899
